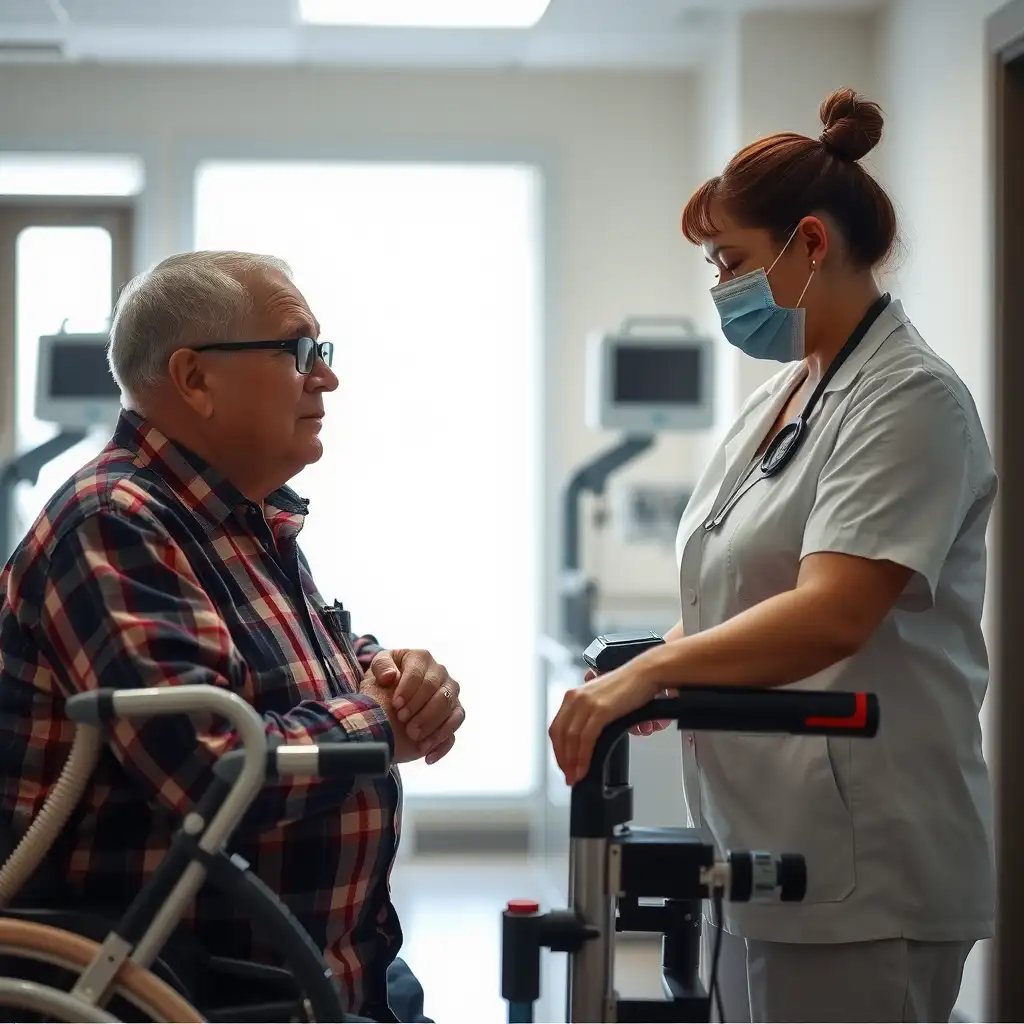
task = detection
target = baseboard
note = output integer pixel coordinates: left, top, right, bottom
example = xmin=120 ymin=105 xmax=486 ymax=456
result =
xmin=616 ymin=931 xmax=661 ymax=944
xmin=411 ymin=823 xmax=531 ymax=856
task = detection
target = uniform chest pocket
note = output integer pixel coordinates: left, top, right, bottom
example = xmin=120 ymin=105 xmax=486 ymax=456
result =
xmin=718 ymin=475 xmax=812 ymax=605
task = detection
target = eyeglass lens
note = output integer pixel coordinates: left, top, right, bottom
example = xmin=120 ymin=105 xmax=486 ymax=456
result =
xmin=297 ymin=337 xmax=333 ymax=373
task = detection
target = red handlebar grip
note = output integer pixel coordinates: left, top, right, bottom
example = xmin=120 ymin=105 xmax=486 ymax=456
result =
xmin=805 ymin=691 xmax=870 ymax=731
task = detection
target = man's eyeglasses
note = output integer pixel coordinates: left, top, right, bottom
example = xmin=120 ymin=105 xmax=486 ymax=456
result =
xmin=193 ymin=337 xmax=334 ymax=375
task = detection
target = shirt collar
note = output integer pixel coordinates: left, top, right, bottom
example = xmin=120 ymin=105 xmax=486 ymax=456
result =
xmin=821 ymin=298 xmax=907 ymax=396
xmin=763 ymin=298 xmax=908 ymax=402
xmin=112 ymin=410 xmax=310 ymax=533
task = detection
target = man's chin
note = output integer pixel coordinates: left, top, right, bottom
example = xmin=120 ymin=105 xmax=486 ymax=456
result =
xmin=303 ymin=436 xmax=325 ymax=464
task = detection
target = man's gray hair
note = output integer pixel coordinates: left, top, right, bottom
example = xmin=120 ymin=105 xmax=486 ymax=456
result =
xmin=108 ymin=250 xmax=292 ymax=401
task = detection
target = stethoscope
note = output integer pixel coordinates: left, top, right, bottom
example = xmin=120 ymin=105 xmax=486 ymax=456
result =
xmin=704 ymin=292 xmax=892 ymax=533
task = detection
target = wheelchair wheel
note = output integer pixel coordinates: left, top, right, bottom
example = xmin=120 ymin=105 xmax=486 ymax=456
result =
xmin=0 ymin=918 xmax=203 ymax=1022
xmin=0 ymin=977 xmax=119 ymax=1022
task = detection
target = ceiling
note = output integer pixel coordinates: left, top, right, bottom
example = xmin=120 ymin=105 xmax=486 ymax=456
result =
xmin=0 ymin=0 xmax=886 ymax=69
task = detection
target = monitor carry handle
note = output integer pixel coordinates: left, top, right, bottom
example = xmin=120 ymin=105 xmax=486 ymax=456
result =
xmin=617 ymin=315 xmax=700 ymax=337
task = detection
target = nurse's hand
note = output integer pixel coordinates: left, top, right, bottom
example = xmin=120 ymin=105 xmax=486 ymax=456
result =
xmin=552 ymin=666 xmax=660 ymax=785
xmin=583 ymin=669 xmax=670 ymax=736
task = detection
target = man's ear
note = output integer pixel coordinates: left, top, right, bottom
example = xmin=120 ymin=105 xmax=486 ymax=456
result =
xmin=166 ymin=348 xmax=215 ymax=418
xmin=797 ymin=215 xmax=829 ymax=268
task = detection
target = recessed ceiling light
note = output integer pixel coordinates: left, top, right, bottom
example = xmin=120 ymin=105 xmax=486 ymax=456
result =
xmin=297 ymin=0 xmax=553 ymax=29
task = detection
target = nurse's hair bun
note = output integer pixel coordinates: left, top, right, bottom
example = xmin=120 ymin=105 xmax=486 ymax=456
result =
xmin=818 ymin=88 xmax=884 ymax=162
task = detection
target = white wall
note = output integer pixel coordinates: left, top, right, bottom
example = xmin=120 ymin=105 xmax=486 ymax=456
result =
xmin=875 ymin=0 xmax=1004 ymax=425
xmin=687 ymin=8 xmax=880 ymax=461
xmin=0 ymin=63 xmax=705 ymax=620
xmin=733 ymin=10 xmax=882 ymax=403
xmin=874 ymin=2 xmax=1007 ymax=1018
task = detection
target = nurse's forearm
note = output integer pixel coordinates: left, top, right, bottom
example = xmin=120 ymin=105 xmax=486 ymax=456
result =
xmin=638 ymin=588 xmax=855 ymax=690
xmin=663 ymin=619 xmax=685 ymax=643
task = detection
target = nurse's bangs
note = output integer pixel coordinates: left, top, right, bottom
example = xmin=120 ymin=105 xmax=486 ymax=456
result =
xmin=680 ymin=177 xmax=724 ymax=245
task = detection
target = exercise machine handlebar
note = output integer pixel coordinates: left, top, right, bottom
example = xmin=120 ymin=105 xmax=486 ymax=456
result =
xmin=570 ymin=688 xmax=877 ymax=839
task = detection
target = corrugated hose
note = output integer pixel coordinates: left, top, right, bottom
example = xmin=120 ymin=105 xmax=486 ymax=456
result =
xmin=0 ymin=724 xmax=104 ymax=906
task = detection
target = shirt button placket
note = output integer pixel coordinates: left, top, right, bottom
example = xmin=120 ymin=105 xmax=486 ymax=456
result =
xmin=679 ymin=531 xmax=704 ymax=823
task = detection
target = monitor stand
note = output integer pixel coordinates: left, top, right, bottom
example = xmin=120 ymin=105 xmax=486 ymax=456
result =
xmin=0 ymin=430 xmax=87 ymax=564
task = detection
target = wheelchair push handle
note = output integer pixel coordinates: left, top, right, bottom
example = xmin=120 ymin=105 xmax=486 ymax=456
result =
xmin=214 ymin=741 xmax=392 ymax=783
xmin=65 ymin=686 xmax=393 ymax=781
xmin=66 ymin=684 xmax=264 ymax=733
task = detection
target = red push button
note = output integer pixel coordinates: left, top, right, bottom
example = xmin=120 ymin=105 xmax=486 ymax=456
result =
xmin=506 ymin=899 xmax=540 ymax=914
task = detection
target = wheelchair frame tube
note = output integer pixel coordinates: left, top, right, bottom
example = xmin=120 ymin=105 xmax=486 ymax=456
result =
xmin=66 ymin=685 xmax=267 ymax=975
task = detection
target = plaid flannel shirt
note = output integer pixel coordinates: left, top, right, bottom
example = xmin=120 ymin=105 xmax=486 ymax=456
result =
xmin=0 ymin=410 xmax=403 ymax=1017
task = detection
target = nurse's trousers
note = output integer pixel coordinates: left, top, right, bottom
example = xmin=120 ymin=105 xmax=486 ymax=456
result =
xmin=700 ymin=925 xmax=974 ymax=1022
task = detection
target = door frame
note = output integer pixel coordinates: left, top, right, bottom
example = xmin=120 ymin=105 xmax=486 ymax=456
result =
xmin=0 ymin=202 xmax=134 ymax=464
xmin=987 ymin=2 xmax=1024 ymax=1019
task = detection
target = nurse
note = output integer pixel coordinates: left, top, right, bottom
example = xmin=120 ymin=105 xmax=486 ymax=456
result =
xmin=549 ymin=87 xmax=995 ymax=1022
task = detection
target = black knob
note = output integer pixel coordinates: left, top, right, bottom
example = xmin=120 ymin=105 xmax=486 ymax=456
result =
xmin=779 ymin=854 xmax=807 ymax=902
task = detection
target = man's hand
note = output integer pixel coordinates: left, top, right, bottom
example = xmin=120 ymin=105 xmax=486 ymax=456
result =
xmin=365 ymin=649 xmax=465 ymax=765
xmin=358 ymin=675 xmax=422 ymax=764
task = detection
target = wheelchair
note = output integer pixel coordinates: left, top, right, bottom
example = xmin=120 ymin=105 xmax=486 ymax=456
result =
xmin=0 ymin=684 xmax=391 ymax=1023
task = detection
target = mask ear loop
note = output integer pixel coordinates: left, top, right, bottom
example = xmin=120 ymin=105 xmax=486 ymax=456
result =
xmin=795 ymin=259 xmax=817 ymax=307
xmin=768 ymin=223 xmax=819 ymax=308
xmin=766 ymin=222 xmax=803 ymax=277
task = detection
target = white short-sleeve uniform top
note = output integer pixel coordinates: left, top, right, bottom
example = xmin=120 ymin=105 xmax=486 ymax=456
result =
xmin=675 ymin=300 xmax=995 ymax=945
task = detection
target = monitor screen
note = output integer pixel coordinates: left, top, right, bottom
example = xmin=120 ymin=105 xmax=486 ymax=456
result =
xmin=47 ymin=342 xmax=120 ymax=399
xmin=613 ymin=345 xmax=702 ymax=405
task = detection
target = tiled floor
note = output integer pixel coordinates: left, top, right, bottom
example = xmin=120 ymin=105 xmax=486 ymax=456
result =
xmin=390 ymin=854 xmax=663 ymax=1024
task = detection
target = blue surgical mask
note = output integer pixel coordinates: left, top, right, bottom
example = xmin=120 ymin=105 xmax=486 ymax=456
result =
xmin=709 ymin=226 xmax=815 ymax=362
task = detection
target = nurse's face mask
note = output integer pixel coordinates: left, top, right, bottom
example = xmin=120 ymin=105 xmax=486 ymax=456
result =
xmin=709 ymin=224 xmax=816 ymax=363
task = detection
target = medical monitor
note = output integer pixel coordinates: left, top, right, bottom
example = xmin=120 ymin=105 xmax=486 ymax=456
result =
xmin=585 ymin=317 xmax=715 ymax=433
xmin=35 ymin=333 xmax=122 ymax=430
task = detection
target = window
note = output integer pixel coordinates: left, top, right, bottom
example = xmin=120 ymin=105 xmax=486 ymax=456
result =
xmin=14 ymin=226 xmax=115 ymax=535
xmin=0 ymin=153 xmax=143 ymax=197
xmin=194 ymin=160 xmax=543 ymax=797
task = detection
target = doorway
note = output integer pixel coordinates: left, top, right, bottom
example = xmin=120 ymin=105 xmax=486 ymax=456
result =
xmin=0 ymin=202 xmax=134 ymax=549
xmin=989 ymin=1 xmax=1024 ymax=1019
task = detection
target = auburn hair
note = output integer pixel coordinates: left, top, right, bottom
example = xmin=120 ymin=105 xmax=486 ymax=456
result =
xmin=681 ymin=88 xmax=898 ymax=269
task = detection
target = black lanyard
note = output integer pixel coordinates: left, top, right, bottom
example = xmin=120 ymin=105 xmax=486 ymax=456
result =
xmin=703 ymin=292 xmax=892 ymax=534
xmin=759 ymin=292 xmax=892 ymax=477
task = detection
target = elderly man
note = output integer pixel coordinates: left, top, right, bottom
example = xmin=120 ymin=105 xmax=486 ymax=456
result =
xmin=0 ymin=251 xmax=465 ymax=1022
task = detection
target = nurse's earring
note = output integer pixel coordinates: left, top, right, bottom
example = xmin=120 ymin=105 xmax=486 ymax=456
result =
xmin=796 ymin=259 xmax=817 ymax=306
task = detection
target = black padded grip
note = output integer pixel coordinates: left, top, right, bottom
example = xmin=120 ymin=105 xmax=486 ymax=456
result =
xmin=640 ymin=688 xmax=878 ymax=738
xmin=312 ymin=742 xmax=390 ymax=778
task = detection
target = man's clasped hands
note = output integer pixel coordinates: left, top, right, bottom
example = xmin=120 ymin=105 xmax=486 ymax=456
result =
xmin=361 ymin=649 xmax=466 ymax=766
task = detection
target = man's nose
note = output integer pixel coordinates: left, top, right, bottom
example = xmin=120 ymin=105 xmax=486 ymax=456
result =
xmin=306 ymin=359 xmax=339 ymax=392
